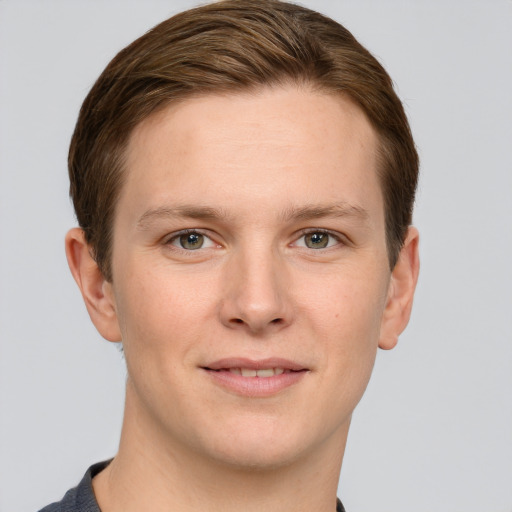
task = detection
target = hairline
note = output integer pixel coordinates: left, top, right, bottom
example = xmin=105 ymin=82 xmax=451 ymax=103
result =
xmin=102 ymin=83 xmax=397 ymax=283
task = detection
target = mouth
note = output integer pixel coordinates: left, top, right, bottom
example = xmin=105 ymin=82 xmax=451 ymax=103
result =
xmin=216 ymin=367 xmax=290 ymax=377
xmin=201 ymin=358 xmax=309 ymax=397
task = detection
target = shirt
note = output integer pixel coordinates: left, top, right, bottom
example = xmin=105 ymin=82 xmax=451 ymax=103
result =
xmin=38 ymin=460 xmax=346 ymax=512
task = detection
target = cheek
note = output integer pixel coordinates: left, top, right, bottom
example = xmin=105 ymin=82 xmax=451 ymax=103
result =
xmin=112 ymin=264 xmax=220 ymax=364
xmin=298 ymin=266 xmax=388 ymax=341
xmin=112 ymin=271 xmax=208 ymax=414
xmin=298 ymin=265 xmax=388 ymax=385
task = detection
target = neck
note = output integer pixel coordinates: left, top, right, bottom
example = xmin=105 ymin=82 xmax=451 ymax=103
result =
xmin=93 ymin=381 xmax=348 ymax=512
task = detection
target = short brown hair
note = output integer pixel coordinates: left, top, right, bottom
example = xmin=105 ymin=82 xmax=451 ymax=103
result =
xmin=69 ymin=0 xmax=418 ymax=281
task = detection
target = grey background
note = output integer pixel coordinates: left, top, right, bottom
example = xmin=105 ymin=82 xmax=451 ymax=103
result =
xmin=1 ymin=1 xmax=511 ymax=511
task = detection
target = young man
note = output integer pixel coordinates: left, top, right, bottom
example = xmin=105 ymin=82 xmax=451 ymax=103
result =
xmin=41 ymin=1 xmax=419 ymax=510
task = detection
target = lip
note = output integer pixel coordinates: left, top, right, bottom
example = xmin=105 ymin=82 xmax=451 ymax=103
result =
xmin=204 ymin=357 xmax=307 ymax=372
xmin=201 ymin=357 xmax=309 ymax=397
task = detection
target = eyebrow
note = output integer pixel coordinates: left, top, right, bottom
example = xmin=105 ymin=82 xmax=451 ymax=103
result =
xmin=279 ymin=203 xmax=369 ymax=222
xmin=136 ymin=205 xmax=230 ymax=230
xmin=136 ymin=201 xmax=369 ymax=230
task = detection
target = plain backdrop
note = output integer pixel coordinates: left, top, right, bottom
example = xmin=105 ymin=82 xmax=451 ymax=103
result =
xmin=1 ymin=1 xmax=511 ymax=511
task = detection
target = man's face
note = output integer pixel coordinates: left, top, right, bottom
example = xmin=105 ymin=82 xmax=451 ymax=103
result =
xmin=106 ymin=86 xmax=394 ymax=468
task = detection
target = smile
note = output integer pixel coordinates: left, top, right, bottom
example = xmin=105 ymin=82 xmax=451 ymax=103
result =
xmin=225 ymin=367 xmax=287 ymax=377
xmin=202 ymin=358 xmax=309 ymax=397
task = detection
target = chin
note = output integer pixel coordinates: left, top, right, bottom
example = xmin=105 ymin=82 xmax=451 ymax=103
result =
xmin=193 ymin=415 xmax=328 ymax=472
xmin=207 ymin=443 xmax=305 ymax=472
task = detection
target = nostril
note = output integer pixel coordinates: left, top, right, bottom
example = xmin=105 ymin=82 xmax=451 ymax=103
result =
xmin=229 ymin=317 xmax=283 ymax=326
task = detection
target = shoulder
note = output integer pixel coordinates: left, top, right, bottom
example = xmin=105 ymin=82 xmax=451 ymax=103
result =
xmin=337 ymin=498 xmax=346 ymax=512
xmin=37 ymin=461 xmax=111 ymax=512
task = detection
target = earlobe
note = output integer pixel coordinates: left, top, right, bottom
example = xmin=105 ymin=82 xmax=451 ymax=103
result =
xmin=65 ymin=228 xmax=122 ymax=342
xmin=378 ymin=227 xmax=420 ymax=350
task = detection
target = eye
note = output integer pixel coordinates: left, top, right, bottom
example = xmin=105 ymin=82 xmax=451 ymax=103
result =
xmin=295 ymin=230 xmax=340 ymax=250
xmin=168 ymin=231 xmax=216 ymax=250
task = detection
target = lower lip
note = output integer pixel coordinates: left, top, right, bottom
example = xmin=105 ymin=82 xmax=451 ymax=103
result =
xmin=203 ymin=369 xmax=308 ymax=397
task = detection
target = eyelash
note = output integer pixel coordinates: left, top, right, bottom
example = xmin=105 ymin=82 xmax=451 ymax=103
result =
xmin=293 ymin=229 xmax=344 ymax=250
xmin=163 ymin=228 xmax=345 ymax=252
xmin=164 ymin=229 xmax=216 ymax=250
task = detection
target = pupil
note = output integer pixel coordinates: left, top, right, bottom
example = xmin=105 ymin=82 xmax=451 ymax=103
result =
xmin=180 ymin=233 xmax=203 ymax=249
xmin=307 ymin=232 xmax=328 ymax=249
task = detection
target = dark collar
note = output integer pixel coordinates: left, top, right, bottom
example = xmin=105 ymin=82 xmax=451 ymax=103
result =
xmin=40 ymin=460 xmax=346 ymax=512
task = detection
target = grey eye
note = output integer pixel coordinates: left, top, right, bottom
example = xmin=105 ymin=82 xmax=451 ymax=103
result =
xmin=179 ymin=232 xmax=204 ymax=250
xmin=304 ymin=232 xmax=329 ymax=249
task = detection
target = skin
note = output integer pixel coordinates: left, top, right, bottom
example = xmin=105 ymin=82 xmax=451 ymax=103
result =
xmin=66 ymin=85 xmax=419 ymax=512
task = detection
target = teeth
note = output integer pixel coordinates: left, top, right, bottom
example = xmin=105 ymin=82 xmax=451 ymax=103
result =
xmin=256 ymin=369 xmax=274 ymax=378
xmin=230 ymin=368 xmax=285 ymax=377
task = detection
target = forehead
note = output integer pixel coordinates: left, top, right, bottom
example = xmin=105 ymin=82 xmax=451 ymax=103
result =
xmin=120 ymin=85 xmax=383 ymax=226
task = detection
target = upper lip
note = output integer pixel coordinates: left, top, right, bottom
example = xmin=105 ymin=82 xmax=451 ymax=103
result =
xmin=203 ymin=357 xmax=308 ymax=372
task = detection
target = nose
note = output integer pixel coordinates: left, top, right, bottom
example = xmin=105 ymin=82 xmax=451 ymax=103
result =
xmin=219 ymin=247 xmax=293 ymax=335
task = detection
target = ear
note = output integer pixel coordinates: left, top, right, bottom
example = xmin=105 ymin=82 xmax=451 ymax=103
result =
xmin=65 ymin=227 xmax=122 ymax=342
xmin=378 ymin=226 xmax=420 ymax=350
